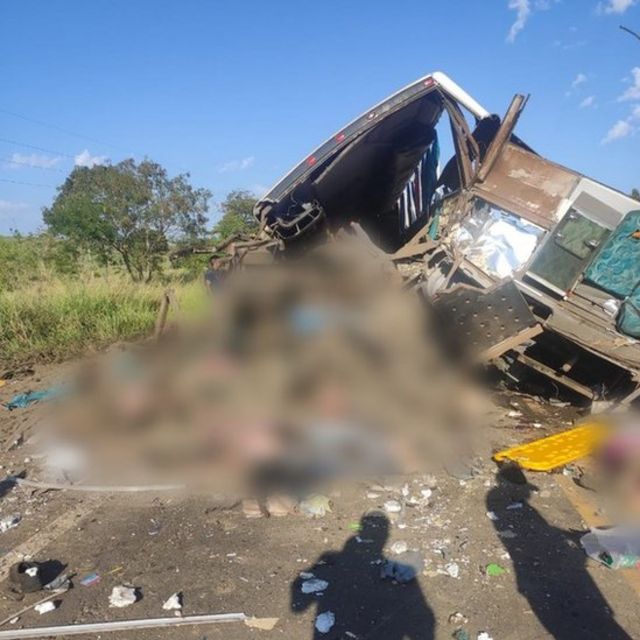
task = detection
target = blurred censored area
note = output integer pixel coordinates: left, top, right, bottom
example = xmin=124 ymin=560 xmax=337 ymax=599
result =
xmin=40 ymin=232 xmax=488 ymax=498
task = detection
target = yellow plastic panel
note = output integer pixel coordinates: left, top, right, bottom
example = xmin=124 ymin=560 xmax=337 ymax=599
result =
xmin=493 ymin=422 xmax=609 ymax=471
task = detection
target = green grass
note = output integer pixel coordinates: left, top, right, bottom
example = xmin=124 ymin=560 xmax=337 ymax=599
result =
xmin=0 ymin=277 xmax=206 ymax=367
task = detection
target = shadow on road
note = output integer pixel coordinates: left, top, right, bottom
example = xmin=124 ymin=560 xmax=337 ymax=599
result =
xmin=291 ymin=512 xmax=434 ymax=639
xmin=487 ymin=474 xmax=631 ymax=640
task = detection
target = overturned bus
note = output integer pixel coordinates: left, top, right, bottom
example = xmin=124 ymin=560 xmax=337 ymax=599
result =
xmin=254 ymin=72 xmax=640 ymax=404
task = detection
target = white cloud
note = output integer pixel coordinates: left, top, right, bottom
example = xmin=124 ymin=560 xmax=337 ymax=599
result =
xmin=580 ymin=95 xmax=596 ymax=108
xmin=597 ymin=0 xmax=636 ymax=14
xmin=74 ymin=149 xmax=108 ymax=168
xmin=571 ymin=73 xmax=588 ymax=88
xmin=618 ymin=67 xmax=640 ymax=101
xmin=602 ymin=120 xmax=634 ymax=143
xmin=507 ymin=0 xmax=531 ymax=43
xmin=3 ymin=153 xmax=61 ymax=170
xmin=217 ymin=156 xmax=255 ymax=173
xmin=630 ymin=105 xmax=640 ymax=120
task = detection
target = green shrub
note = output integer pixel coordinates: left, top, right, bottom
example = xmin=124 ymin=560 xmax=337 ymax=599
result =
xmin=0 ymin=277 xmax=205 ymax=366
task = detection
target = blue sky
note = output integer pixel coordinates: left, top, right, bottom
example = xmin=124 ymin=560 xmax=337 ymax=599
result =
xmin=1 ymin=0 xmax=639 ymax=234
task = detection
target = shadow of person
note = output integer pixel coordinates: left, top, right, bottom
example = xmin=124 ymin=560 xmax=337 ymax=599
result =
xmin=487 ymin=474 xmax=632 ymax=640
xmin=291 ymin=512 xmax=434 ymax=639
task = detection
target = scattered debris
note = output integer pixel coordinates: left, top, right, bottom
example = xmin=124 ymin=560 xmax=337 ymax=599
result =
xmin=506 ymin=502 xmax=523 ymax=510
xmin=390 ymin=540 xmax=409 ymax=555
xmin=383 ymin=500 xmax=402 ymax=514
xmin=486 ymin=511 xmax=499 ymax=521
xmin=244 ymin=617 xmax=279 ymax=630
xmin=580 ymin=526 xmax=640 ymax=569
xmin=381 ymin=551 xmax=424 ymax=583
xmin=8 ymin=562 xmax=43 ymax=595
xmin=3 ymin=387 xmax=65 ymax=411
xmin=477 ymin=632 xmax=494 ymax=640
xmin=43 ymin=574 xmax=70 ymax=591
xmin=162 ymin=592 xmax=183 ymax=611
xmin=485 ymin=563 xmax=506 ymax=577
xmin=0 ymin=588 xmax=69 ymax=629
xmin=34 ymin=601 xmax=57 ymax=615
xmin=79 ymin=573 xmax=100 ymax=587
xmin=448 ymin=611 xmax=469 ymax=626
xmin=315 ymin=611 xmax=335 ymax=634
xmin=299 ymin=495 xmax=332 ymax=518
xmin=0 ymin=514 xmax=21 ymax=534
xmin=108 ymin=585 xmax=139 ymax=608
xmin=445 ymin=562 xmax=460 ymax=579
xmin=453 ymin=630 xmax=470 ymax=640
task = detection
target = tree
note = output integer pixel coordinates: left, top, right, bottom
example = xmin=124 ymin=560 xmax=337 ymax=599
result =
xmin=213 ymin=190 xmax=258 ymax=242
xmin=44 ymin=159 xmax=211 ymax=282
xmin=632 ymin=188 xmax=640 ymax=201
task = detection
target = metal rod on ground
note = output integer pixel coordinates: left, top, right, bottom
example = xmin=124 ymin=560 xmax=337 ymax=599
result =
xmin=0 ymin=612 xmax=248 ymax=639
xmin=0 ymin=589 xmax=68 ymax=628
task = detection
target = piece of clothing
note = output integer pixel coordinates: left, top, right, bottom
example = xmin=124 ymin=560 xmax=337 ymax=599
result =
xmin=3 ymin=386 xmax=66 ymax=410
xmin=204 ymin=268 xmax=225 ymax=290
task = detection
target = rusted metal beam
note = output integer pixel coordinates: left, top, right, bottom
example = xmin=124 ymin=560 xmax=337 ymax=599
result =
xmin=476 ymin=94 xmax=527 ymax=183
xmin=516 ymin=352 xmax=594 ymax=399
xmin=442 ymin=96 xmax=478 ymax=189
xmin=478 ymin=324 xmax=543 ymax=362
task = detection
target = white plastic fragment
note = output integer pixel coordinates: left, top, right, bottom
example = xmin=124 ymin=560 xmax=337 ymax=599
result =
xmin=477 ymin=633 xmax=494 ymax=640
xmin=162 ymin=592 xmax=182 ymax=611
xmin=0 ymin=514 xmax=21 ymax=533
xmin=315 ymin=611 xmax=335 ymax=634
xmin=25 ymin=567 xmax=39 ymax=578
xmin=486 ymin=511 xmax=499 ymax=521
xmin=34 ymin=602 xmax=57 ymax=615
xmin=390 ymin=541 xmax=408 ymax=555
xmin=506 ymin=502 xmax=523 ymax=510
xmin=445 ymin=562 xmax=460 ymax=579
xmin=301 ymin=578 xmax=329 ymax=594
xmin=420 ymin=488 xmax=433 ymax=499
xmin=383 ymin=500 xmax=402 ymax=514
xmin=109 ymin=585 xmax=138 ymax=608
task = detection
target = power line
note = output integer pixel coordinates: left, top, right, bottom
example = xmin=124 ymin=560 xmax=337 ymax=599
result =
xmin=620 ymin=25 xmax=640 ymax=42
xmin=0 ymin=136 xmax=75 ymax=159
xmin=0 ymin=177 xmax=56 ymax=188
xmin=0 ymin=106 xmax=140 ymax=155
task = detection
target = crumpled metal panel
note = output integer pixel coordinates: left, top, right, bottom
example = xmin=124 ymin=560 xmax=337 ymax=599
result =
xmin=476 ymin=143 xmax=579 ymax=229
xmin=433 ymin=279 xmax=536 ymax=354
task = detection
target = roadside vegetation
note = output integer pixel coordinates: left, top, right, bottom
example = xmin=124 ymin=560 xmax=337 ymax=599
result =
xmin=0 ymin=159 xmax=258 ymax=367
